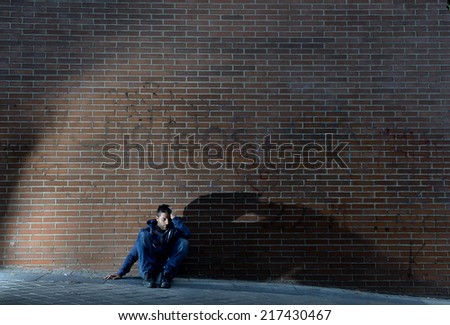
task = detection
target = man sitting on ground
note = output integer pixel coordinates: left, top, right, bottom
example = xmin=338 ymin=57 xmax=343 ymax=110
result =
xmin=104 ymin=204 xmax=190 ymax=288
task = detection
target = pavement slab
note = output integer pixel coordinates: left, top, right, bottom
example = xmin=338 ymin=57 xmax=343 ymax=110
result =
xmin=0 ymin=268 xmax=449 ymax=305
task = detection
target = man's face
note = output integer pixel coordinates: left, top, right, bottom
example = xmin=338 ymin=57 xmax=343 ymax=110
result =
xmin=156 ymin=213 xmax=171 ymax=230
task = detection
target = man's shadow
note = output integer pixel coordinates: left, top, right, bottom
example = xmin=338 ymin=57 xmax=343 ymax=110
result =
xmin=181 ymin=192 xmax=427 ymax=293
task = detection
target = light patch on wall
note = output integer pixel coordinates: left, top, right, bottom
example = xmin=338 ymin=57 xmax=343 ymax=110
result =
xmin=233 ymin=213 xmax=268 ymax=223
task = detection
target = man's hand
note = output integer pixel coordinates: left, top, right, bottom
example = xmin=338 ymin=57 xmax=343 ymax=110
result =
xmin=104 ymin=273 xmax=122 ymax=280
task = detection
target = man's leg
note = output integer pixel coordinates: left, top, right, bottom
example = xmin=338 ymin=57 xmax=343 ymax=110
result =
xmin=161 ymin=238 xmax=189 ymax=288
xmin=135 ymin=229 xmax=159 ymax=287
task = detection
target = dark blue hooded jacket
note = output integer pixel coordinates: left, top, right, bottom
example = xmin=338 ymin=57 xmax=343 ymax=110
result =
xmin=117 ymin=217 xmax=190 ymax=277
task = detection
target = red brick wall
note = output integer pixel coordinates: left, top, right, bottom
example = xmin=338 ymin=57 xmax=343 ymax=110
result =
xmin=1 ymin=0 xmax=449 ymax=296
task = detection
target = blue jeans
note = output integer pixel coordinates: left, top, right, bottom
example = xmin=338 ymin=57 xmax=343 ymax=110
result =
xmin=135 ymin=229 xmax=189 ymax=279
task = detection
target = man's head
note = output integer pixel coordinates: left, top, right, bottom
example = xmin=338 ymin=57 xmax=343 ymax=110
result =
xmin=155 ymin=204 xmax=172 ymax=230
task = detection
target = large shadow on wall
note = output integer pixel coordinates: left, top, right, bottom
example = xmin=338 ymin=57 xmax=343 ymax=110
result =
xmin=182 ymin=192 xmax=428 ymax=293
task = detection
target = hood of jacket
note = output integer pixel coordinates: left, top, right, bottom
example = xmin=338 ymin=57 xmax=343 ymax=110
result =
xmin=145 ymin=219 xmax=178 ymax=254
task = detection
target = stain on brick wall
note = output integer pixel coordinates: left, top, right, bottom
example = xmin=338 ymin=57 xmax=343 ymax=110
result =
xmin=0 ymin=0 xmax=449 ymax=296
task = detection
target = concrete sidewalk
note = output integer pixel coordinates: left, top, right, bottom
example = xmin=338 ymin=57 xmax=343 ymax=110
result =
xmin=0 ymin=268 xmax=449 ymax=305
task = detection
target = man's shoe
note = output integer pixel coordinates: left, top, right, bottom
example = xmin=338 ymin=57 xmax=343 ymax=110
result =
xmin=143 ymin=271 xmax=157 ymax=288
xmin=160 ymin=272 xmax=172 ymax=289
